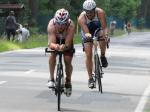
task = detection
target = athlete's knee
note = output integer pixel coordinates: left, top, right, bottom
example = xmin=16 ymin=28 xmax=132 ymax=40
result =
xmin=65 ymin=62 xmax=73 ymax=74
xmin=66 ymin=63 xmax=72 ymax=70
xmin=49 ymin=54 xmax=56 ymax=63
xmin=64 ymin=55 xmax=72 ymax=64
xmin=85 ymin=49 xmax=92 ymax=58
xmin=65 ymin=59 xmax=72 ymax=66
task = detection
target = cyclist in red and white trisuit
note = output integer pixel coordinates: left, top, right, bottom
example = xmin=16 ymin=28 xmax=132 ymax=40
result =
xmin=46 ymin=8 xmax=76 ymax=97
xmin=78 ymin=0 xmax=109 ymax=88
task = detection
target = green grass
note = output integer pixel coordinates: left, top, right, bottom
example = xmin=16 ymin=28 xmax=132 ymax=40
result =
xmin=0 ymin=33 xmax=81 ymax=52
xmin=0 ymin=28 xmax=149 ymax=52
xmin=110 ymin=29 xmax=125 ymax=37
xmin=132 ymin=27 xmax=150 ymax=32
xmin=109 ymin=28 xmax=150 ymax=38
xmin=74 ymin=33 xmax=82 ymax=44
xmin=0 ymin=40 xmax=21 ymax=52
xmin=0 ymin=34 xmax=47 ymax=52
xmin=146 ymin=107 xmax=150 ymax=112
xmin=147 ymin=110 xmax=150 ymax=112
xmin=17 ymin=34 xmax=47 ymax=48
xmin=145 ymin=101 xmax=150 ymax=112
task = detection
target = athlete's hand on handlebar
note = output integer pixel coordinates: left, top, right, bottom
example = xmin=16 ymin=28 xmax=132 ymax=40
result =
xmin=103 ymin=37 xmax=109 ymax=42
xmin=55 ymin=44 xmax=60 ymax=51
xmin=55 ymin=44 xmax=69 ymax=51
xmin=85 ymin=33 xmax=93 ymax=42
xmin=85 ymin=33 xmax=92 ymax=39
xmin=59 ymin=44 xmax=66 ymax=51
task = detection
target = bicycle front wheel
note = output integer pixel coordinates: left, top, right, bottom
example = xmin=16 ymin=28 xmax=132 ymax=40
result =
xmin=56 ymin=64 xmax=62 ymax=111
xmin=95 ymin=54 xmax=103 ymax=93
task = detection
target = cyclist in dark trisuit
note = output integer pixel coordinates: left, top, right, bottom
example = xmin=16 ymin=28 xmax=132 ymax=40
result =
xmin=78 ymin=0 xmax=109 ymax=89
xmin=46 ymin=8 xmax=76 ymax=97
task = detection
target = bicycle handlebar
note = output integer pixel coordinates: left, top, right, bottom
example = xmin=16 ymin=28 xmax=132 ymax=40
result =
xmin=45 ymin=47 xmax=75 ymax=54
xmin=85 ymin=28 xmax=110 ymax=48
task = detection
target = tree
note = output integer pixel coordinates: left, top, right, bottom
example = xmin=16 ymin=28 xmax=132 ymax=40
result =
xmin=103 ymin=0 xmax=140 ymax=21
xmin=28 ymin=0 xmax=38 ymax=26
xmin=139 ymin=0 xmax=150 ymax=28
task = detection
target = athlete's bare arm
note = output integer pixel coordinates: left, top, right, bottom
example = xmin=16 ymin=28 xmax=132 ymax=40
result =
xmin=65 ymin=20 xmax=76 ymax=48
xmin=47 ymin=20 xmax=59 ymax=50
xmin=78 ymin=12 xmax=90 ymax=34
xmin=97 ymin=8 xmax=108 ymax=37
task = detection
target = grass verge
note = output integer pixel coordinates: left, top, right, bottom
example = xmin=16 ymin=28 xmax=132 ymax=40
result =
xmin=0 ymin=28 xmax=149 ymax=52
xmin=0 ymin=40 xmax=21 ymax=52
xmin=0 ymin=33 xmax=81 ymax=52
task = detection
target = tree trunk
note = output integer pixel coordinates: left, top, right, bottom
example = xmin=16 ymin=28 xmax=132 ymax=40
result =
xmin=139 ymin=0 xmax=150 ymax=28
xmin=28 ymin=0 xmax=38 ymax=26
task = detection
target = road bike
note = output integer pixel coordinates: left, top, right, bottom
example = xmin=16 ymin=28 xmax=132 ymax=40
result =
xmin=45 ymin=39 xmax=75 ymax=111
xmin=86 ymin=28 xmax=109 ymax=93
xmin=45 ymin=47 xmax=64 ymax=111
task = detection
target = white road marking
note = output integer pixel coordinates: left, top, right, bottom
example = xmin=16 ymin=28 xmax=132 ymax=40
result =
xmin=134 ymin=83 xmax=150 ymax=112
xmin=25 ymin=69 xmax=35 ymax=74
xmin=0 ymin=81 xmax=7 ymax=85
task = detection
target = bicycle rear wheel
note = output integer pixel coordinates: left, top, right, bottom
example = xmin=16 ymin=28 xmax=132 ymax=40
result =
xmin=95 ymin=54 xmax=103 ymax=93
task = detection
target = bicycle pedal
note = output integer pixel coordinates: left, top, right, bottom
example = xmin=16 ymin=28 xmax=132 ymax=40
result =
xmin=55 ymin=90 xmax=57 ymax=96
xmin=48 ymin=86 xmax=55 ymax=89
xmin=61 ymin=88 xmax=64 ymax=93
xmin=64 ymin=88 xmax=72 ymax=97
xmin=51 ymin=87 xmax=55 ymax=91
xmin=89 ymin=85 xmax=95 ymax=89
xmin=93 ymin=85 xmax=96 ymax=88
xmin=90 ymin=86 xmax=95 ymax=89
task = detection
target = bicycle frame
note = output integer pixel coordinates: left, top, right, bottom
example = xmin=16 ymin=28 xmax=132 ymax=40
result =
xmin=93 ymin=28 xmax=104 ymax=93
xmin=45 ymin=47 xmax=64 ymax=111
xmin=45 ymin=37 xmax=75 ymax=111
xmin=56 ymin=51 xmax=64 ymax=111
xmin=45 ymin=37 xmax=65 ymax=111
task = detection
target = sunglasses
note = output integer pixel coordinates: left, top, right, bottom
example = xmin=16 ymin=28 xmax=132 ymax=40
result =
xmin=84 ymin=9 xmax=95 ymax=14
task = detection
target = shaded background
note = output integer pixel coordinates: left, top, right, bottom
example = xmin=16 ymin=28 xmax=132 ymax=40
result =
xmin=0 ymin=0 xmax=149 ymax=34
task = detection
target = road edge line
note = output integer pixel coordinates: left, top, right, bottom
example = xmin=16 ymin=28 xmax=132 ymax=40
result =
xmin=134 ymin=83 xmax=150 ymax=112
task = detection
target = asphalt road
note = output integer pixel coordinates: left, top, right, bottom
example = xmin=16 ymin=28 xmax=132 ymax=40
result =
xmin=0 ymin=32 xmax=150 ymax=112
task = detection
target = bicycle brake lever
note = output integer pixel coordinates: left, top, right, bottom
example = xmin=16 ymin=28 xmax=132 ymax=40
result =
xmin=45 ymin=48 xmax=47 ymax=56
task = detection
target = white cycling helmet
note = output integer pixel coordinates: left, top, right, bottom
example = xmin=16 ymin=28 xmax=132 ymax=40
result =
xmin=83 ymin=0 xmax=96 ymax=11
xmin=54 ymin=8 xmax=70 ymax=25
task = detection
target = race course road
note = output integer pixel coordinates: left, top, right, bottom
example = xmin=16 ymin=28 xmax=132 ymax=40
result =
xmin=0 ymin=32 xmax=150 ymax=112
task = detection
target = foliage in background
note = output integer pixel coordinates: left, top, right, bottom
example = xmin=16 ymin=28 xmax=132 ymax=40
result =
xmin=138 ymin=17 xmax=145 ymax=29
xmin=0 ymin=0 xmax=150 ymax=34
xmin=104 ymin=0 xmax=140 ymax=21
xmin=20 ymin=0 xmax=142 ymax=29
